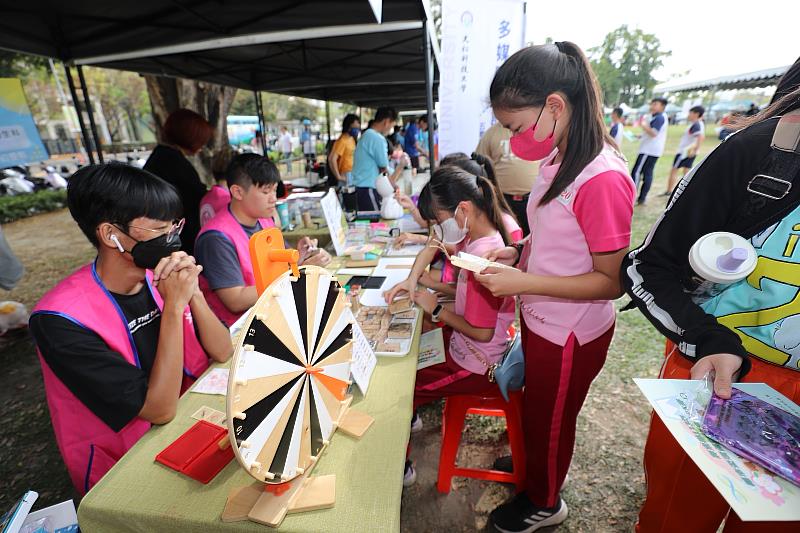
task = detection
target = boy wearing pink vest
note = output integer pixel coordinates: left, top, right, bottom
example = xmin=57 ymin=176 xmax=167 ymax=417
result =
xmin=30 ymin=163 xmax=232 ymax=494
xmin=195 ymin=154 xmax=331 ymax=326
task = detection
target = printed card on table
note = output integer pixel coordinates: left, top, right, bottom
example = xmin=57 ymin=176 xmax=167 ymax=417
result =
xmin=348 ymin=311 xmax=377 ymax=395
xmin=634 ymin=378 xmax=800 ymax=521
xmin=190 ymin=368 xmax=229 ymax=396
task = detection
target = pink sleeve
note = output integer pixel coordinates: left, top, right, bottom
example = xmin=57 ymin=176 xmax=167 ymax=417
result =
xmin=502 ymin=213 xmax=523 ymax=243
xmin=573 ymin=170 xmax=635 ymax=253
xmin=463 ymin=273 xmax=502 ymax=328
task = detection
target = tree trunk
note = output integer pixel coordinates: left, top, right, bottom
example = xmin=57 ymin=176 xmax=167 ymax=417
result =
xmin=144 ymin=75 xmax=237 ymax=186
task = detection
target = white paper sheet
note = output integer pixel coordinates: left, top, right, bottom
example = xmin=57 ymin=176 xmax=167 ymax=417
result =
xmin=190 ymin=368 xmax=229 ymax=396
xmin=397 ymin=215 xmax=427 ymax=234
xmin=384 ymin=243 xmax=426 ymax=257
xmin=336 ymin=268 xmax=374 ymax=276
xmin=634 ymin=379 xmax=800 ymax=521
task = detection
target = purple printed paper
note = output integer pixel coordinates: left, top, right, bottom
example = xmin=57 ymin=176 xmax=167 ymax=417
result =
xmin=702 ymin=388 xmax=800 ymax=487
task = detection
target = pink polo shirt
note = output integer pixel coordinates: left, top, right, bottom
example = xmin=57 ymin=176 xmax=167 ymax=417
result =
xmin=449 ymin=232 xmax=516 ymax=374
xmin=521 ymin=145 xmax=634 ymax=346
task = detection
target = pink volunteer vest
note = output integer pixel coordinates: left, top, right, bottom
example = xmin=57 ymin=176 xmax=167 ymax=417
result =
xmin=199 ymin=185 xmax=231 ymax=228
xmin=31 ymin=262 xmax=209 ymax=494
xmin=196 ymin=208 xmax=273 ymax=326
xmin=522 ymin=145 xmax=633 ymax=346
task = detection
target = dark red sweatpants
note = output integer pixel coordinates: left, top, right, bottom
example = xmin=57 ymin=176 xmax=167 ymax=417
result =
xmin=413 ymin=327 xmax=497 ymax=410
xmin=522 ymin=323 xmax=615 ymax=507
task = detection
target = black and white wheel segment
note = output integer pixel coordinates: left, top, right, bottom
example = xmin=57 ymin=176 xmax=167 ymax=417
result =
xmin=227 ymin=265 xmax=353 ymax=484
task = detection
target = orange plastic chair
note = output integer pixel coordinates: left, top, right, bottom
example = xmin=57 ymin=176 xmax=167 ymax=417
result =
xmin=437 ymin=390 xmax=526 ymax=493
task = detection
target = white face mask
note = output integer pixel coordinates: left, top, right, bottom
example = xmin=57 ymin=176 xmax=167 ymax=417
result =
xmin=433 ymin=207 xmax=468 ymax=245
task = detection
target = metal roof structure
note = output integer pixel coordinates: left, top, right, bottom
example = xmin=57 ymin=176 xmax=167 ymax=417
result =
xmin=654 ymin=65 xmax=789 ymax=94
xmin=0 ymin=0 xmax=439 ymax=110
xmin=0 ymin=1 xmax=439 ymax=163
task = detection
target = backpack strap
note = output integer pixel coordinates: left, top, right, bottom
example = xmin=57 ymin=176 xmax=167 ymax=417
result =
xmin=730 ymin=110 xmax=800 ymax=235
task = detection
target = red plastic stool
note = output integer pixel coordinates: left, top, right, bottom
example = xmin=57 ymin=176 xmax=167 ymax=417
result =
xmin=437 ymin=390 xmax=526 ymax=493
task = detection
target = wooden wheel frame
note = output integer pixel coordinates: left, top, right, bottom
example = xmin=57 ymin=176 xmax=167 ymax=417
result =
xmin=226 ymin=265 xmax=353 ymax=485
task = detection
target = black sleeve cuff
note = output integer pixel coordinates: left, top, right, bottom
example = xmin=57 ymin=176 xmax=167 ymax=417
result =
xmin=694 ymin=329 xmax=752 ymax=379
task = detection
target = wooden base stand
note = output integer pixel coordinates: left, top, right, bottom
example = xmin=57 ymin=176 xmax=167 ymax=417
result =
xmin=221 ymin=407 xmax=374 ymax=528
xmin=222 ymin=473 xmax=336 ymax=527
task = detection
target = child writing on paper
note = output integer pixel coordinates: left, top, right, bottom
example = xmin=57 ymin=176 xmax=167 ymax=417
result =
xmin=383 ymin=166 xmax=516 ymax=486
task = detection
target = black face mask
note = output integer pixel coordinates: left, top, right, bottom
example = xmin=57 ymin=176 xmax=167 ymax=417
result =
xmin=120 ymin=232 xmax=181 ymax=269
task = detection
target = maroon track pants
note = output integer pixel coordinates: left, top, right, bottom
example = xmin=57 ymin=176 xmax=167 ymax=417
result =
xmin=521 ymin=323 xmax=615 ymax=507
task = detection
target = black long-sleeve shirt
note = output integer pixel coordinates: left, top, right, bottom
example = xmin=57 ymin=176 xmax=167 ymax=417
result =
xmin=621 ymin=117 xmax=800 ymax=376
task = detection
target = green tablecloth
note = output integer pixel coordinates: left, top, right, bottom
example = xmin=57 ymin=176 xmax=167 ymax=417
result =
xmin=78 ymin=271 xmax=421 ymax=533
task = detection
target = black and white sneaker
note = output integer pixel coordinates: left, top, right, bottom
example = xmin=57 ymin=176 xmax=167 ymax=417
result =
xmin=410 ymin=411 xmax=423 ymax=433
xmin=403 ymin=460 xmax=417 ymax=487
xmin=491 ymin=456 xmax=569 ymax=490
xmin=490 ymin=493 xmax=568 ymax=533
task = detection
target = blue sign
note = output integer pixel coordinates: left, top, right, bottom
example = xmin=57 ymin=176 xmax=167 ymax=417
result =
xmin=0 ymin=78 xmax=48 ymax=167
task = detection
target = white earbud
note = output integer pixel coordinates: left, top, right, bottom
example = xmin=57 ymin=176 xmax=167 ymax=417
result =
xmin=110 ymin=234 xmax=125 ymax=253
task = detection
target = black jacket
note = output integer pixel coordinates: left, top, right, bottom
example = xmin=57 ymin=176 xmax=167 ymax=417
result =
xmin=144 ymin=144 xmax=207 ymax=255
xmin=621 ymin=117 xmax=800 ymax=376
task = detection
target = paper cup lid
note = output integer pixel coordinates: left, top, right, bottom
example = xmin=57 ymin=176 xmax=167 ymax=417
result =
xmin=688 ymin=232 xmax=757 ymax=284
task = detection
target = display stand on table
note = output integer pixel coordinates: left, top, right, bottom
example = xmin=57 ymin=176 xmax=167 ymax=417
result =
xmin=222 ymin=227 xmax=373 ymax=528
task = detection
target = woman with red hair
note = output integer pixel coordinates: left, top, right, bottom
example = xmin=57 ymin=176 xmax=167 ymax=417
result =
xmin=144 ymin=108 xmax=214 ymax=254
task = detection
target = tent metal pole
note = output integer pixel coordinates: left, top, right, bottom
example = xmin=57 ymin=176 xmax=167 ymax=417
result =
xmin=325 ymin=100 xmax=331 ymax=144
xmin=63 ymin=64 xmax=95 ymax=165
xmin=254 ymin=90 xmax=267 ymax=154
xmin=76 ymin=65 xmax=104 ymax=163
xmin=423 ymin=18 xmax=435 ymax=171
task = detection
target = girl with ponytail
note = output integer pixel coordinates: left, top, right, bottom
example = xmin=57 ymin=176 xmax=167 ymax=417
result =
xmin=384 ymin=166 xmax=517 ymax=486
xmin=474 ymin=42 xmax=636 ymax=531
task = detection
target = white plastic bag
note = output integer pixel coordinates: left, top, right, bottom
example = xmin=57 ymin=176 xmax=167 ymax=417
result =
xmin=0 ymin=301 xmax=28 ymax=335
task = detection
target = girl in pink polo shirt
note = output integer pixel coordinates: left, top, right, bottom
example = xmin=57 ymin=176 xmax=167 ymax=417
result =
xmin=385 ymin=166 xmax=516 ymax=486
xmin=474 ymin=42 xmax=635 ymax=532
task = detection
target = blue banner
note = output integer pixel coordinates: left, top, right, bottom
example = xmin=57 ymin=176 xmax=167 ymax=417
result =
xmin=0 ymin=78 xmax=48 ymax=167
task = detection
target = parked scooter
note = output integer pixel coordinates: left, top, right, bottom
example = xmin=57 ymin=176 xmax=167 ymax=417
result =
xmin=0 ymin=168 xmax=35 ymax=196
xmin=43 ymin=165 xmax=68 ymax=190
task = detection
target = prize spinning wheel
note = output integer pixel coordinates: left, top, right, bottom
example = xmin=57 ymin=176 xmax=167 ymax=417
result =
xmin=226 ymin=265 xmax=353 ymax=485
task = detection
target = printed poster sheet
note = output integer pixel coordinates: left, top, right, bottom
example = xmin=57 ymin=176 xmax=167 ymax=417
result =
xmin=348 ymin=310 xmax=377 ymax=395
xmin=634 ymin=378 xmax=800 ymax=521
xmin=319 ymin=188 xmax=348 ymax=256
xmin=418 ymin=328 xmax=446 ymax=370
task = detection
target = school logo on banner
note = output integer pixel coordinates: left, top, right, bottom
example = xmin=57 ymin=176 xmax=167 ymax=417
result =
xmin=438 ymin=0 xmax=526 ymax=158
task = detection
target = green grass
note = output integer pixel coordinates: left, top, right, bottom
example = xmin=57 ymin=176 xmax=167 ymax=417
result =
xmin=0 ymin=189 xmax=68 ymax=224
